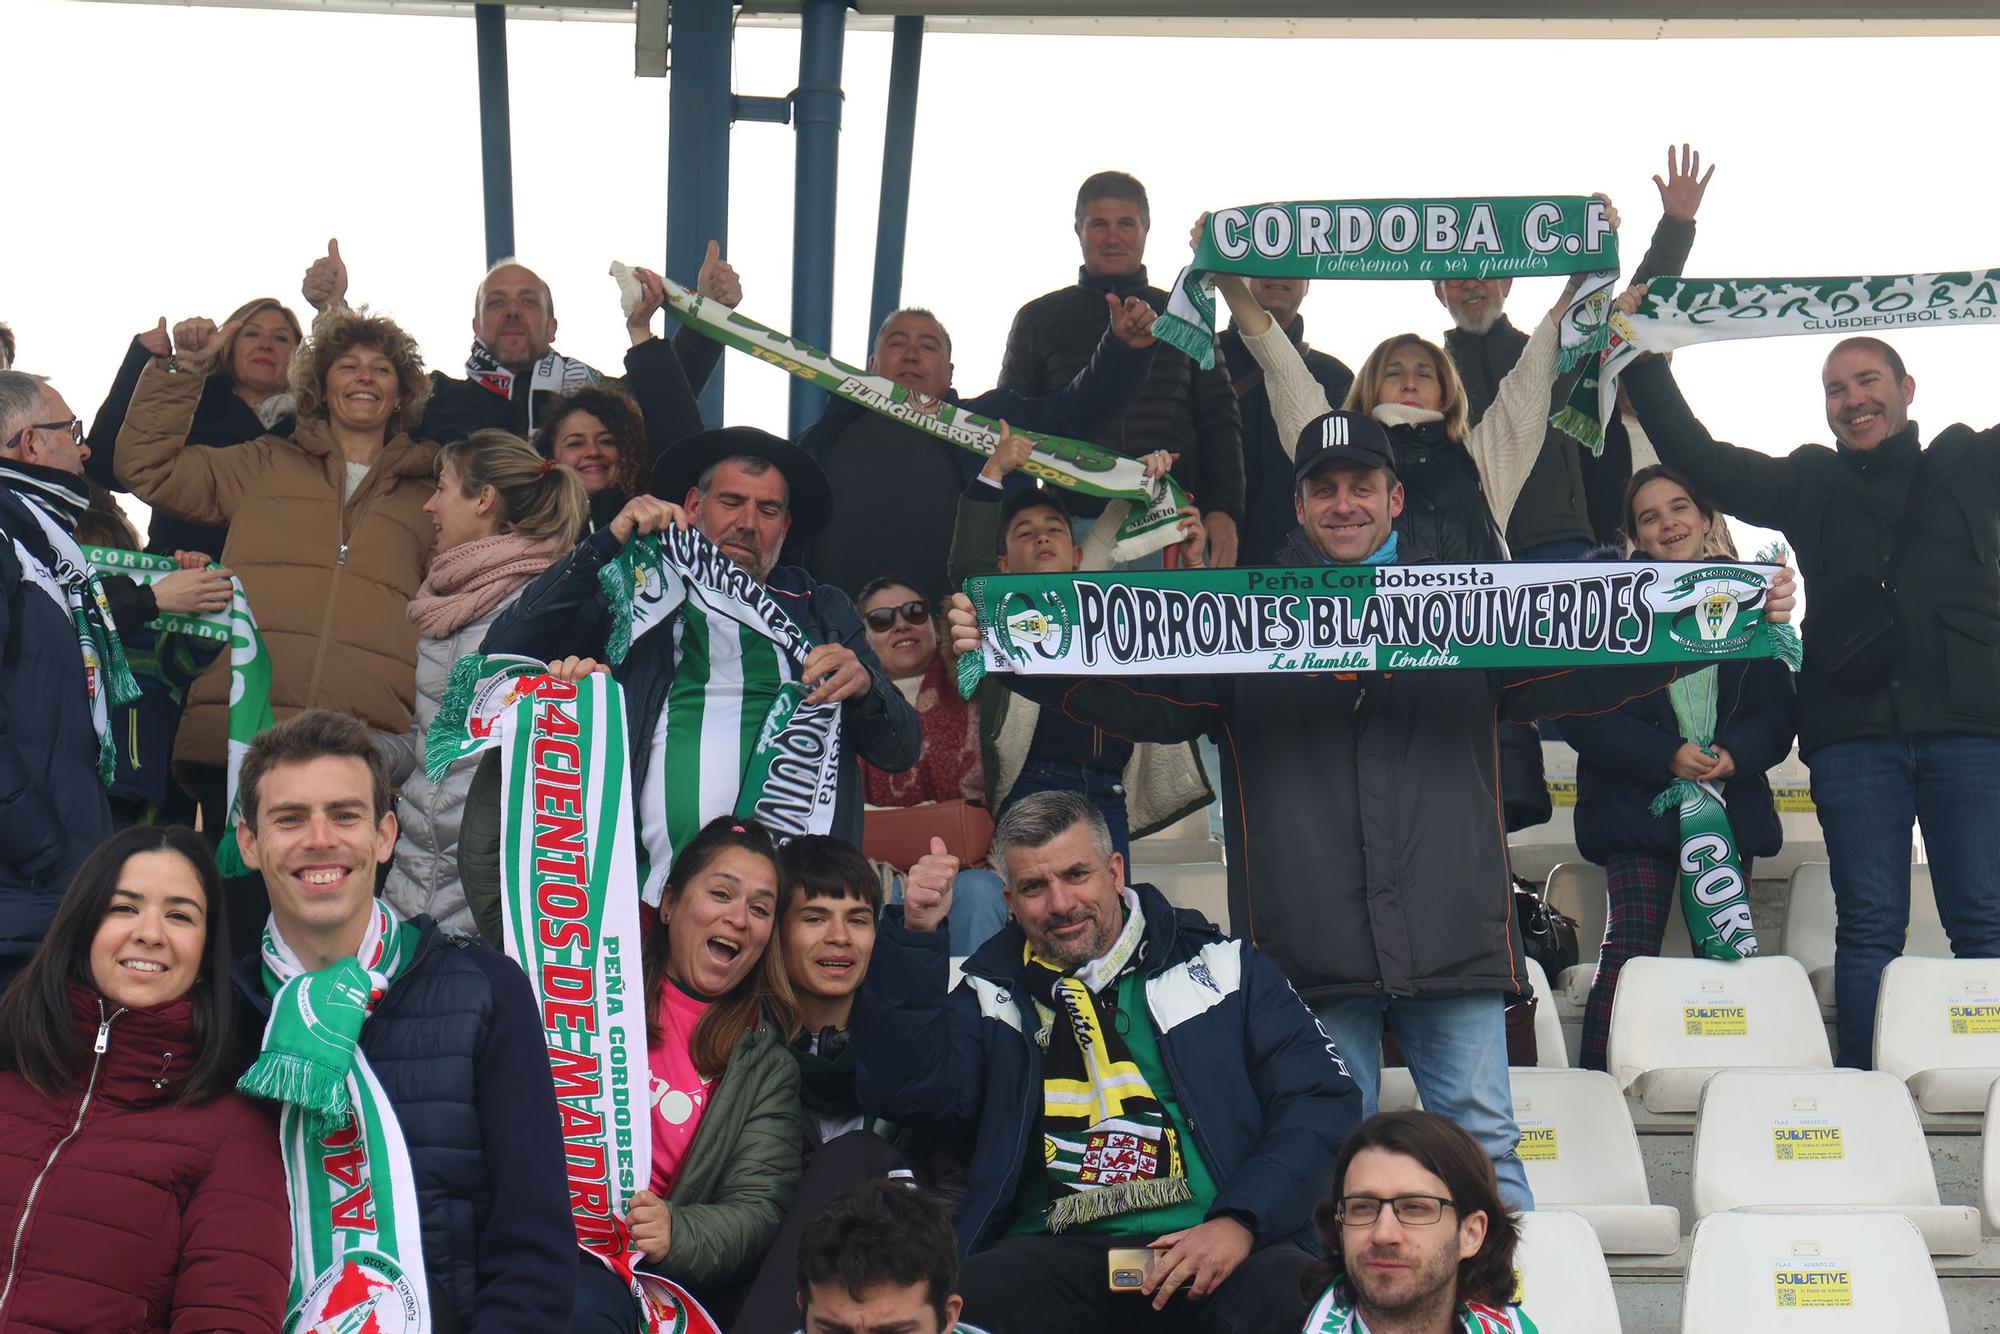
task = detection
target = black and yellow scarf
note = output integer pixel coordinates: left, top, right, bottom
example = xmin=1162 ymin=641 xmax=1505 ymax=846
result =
xmin=1021 ymin=888 xmax=1191 ymax=1231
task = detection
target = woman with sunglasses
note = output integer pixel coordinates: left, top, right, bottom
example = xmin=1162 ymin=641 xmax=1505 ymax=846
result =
xmin=856 ymin=577 xmax=1009 ymax=954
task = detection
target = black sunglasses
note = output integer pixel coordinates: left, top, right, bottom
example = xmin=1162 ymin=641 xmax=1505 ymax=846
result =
xmin=863 ymin=600 xmax=932 ymax=633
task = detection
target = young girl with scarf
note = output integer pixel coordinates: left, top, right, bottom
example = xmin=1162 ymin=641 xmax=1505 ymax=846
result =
xmin=569 ymin=816 xmax=803 ymax=1332
xmin=1561 ymin=465 xmax=1797 ymax=1071
xmin=379 ymin=430 xmax=586 ymax=932
xmin=0 ymin=825 xmax=289 ymax=1332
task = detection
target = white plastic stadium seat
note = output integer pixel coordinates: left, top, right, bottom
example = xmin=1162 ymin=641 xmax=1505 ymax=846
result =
xmin=1522 ymin=957 xmax=1569 ymax=1069
xmin=1545 ymin=862 xmax=1691 ymax=1009
xmin=1680 ymin=1210 xmax=1947 ymax=1333
xmin=1781 ymin=862 xmax=1949 ymax=1012
xmin=1510 ymin=1208 xmax=1622 ymax=1334
xmin=1607 ymin=956 xmax=1830 ymax=1112
xmin=1508 ymin=1069 xmax=1679 ymax=1255
xmin=1690 ymin=1069 xmax=1979 ymax=1256
xmin=1872 ymin=956 xmax=2000 ymax=1113
xmin=1982 ymin=1080 xmax=2000 ymax=1237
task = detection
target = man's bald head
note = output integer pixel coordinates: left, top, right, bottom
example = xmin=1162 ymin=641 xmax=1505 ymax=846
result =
xmin=473 ymin=260 xmax=557 ymax=368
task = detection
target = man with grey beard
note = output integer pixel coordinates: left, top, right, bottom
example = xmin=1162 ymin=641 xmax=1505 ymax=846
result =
xmin=1438 ymin=145 xmax=1712 ymax=559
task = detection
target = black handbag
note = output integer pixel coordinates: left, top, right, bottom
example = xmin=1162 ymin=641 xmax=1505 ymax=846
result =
xmin=1513 ymin=876 xmax=1581 ymax=980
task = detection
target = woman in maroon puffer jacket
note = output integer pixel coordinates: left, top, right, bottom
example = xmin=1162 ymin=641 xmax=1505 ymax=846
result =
xmin=0 ymin=824 xmax=290 ymax=1332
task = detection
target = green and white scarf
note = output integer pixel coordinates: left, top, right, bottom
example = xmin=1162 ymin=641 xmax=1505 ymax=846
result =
xmin=1304 ymin=1280 xmax=1540 ymax=1334
xmin=85 ymin=546 xmax=276 ymax=874
xmin=1649 ymin=666 xmax=1760 ymax=961
xmin=240 ymin=902 xmax=431 ymax=1333
xmin=1021 ymin=888 xmax=1191 ymax=1231
xmin=12 ymin=509 xmax=139 ymax=787
xmin=1599 ymin=268 xmax=2000 ymax=428
xmin=619 ymin=265 xmax=1191 ymax=561
xmin=599 ymin=526 xmax=843 ymax=901
xmin=1157 ymin=198 xmax=1620 ymax=448
xmin=425 ymin=660 xmax=724 ymax=1334
xmin=958 ymin=560 xmax=1800 ymax=697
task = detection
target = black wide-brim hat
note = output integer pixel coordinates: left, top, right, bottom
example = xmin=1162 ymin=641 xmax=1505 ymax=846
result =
xmin=650 ymin=426 xmax=835 ymax=549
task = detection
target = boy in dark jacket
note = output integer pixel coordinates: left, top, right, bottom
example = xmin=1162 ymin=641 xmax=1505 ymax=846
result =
xmin=853 ymin=790 xmax=1359 ymax=1334
xmin=228 ymin=710 xmax=575 ymax=1332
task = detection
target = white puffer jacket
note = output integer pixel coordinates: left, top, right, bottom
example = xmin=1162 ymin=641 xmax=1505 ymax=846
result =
xmin=380 ymin=595 xmax=520 ymax=933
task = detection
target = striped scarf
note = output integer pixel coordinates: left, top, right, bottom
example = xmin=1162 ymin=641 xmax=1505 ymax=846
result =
xmin=1304 ymin=1281 xmax=1540 ymax=1333
xmin=1 ymin=463 xmax=139 ymax=785
xmin=1020 ymin=888 xmax=1191 ymax=1231
xmin=601 ymin=527 xmax=842 ymax=902
xmin=240 ymin=902 xmax=432 ymax=1333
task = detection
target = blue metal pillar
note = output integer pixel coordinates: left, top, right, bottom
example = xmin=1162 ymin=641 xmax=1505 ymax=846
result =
xmin=789 ymin=0 xmax=847 ymax=436
xmin=868 ymin=16 xmax=925 ymax=343
xmin=474 ymin=3 xmax=515 ymax=266
xmin=667 ymin=0 xmax=735 ymax=427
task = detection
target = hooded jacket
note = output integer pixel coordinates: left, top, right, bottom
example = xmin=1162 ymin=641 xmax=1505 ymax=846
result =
xmin=1004 ymin=530 xmax=1690 ymax=1002
xmin=0 ymin=470 xmax=112 ymax=945
xmin=230 ymin=919 xmax=575 ymax=1332
xmin=999 ymin=267 xmax=1245 ymax=522
xmin=115 ymin=359 xmax=437 ymax=772
xmin=1623 ymin=356 xmax=2000 ymax=756
xmin=853 ymin=882 xmax=1360 ymax=1256
xmin=0 ymin=987 xmax=290 ymax=1333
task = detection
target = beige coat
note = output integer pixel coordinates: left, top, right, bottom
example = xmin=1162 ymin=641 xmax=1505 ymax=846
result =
xmin=116 ymin=360 xmax=438 ymax=771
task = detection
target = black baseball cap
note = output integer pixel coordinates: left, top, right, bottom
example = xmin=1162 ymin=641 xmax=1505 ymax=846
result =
xmin=1293 ymin=410 xmax=1396 ymax=485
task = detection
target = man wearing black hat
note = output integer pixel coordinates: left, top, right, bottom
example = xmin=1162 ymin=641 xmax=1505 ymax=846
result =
xmin=947 ymin=409 xmax=1796 ymax=1211
xmin=481 ymin=425 xmax=919 ymax=864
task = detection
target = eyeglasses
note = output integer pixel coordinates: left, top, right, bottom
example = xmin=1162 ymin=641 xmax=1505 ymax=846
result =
xmin=1335 ymin=1195 xmax=1459 ymax=1227
xmin=862 ymin=600 xmax=932 ymax=633
xmin=27 ymin=419 xmax=84 ymax=447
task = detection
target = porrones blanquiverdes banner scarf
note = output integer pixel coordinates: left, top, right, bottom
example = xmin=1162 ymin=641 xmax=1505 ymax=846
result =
xmin=615 ymin=265 xmax=1192 ymax=561
xmin=1158 ymin=198 xmax=1621 ymax=448
xmin=85 ymin=546 xmax=275 ymax=871
xmin=1599 ymin=268 xmax=2000 ymax=427
xmin=240 ymin=902 xmax=432 ymax=1333
xmin=423 ymin=657 xmax=723 ymax=1334
xmin=597 ymin=524 xmax=842 ymax=901
xmin=958 ymin=560 xmax=1800 ymax=696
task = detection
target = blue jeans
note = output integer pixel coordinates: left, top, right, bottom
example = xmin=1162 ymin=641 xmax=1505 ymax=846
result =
xmin=1001 ymin=761 xmax=1130 ymax=864
xmin=1313 ymin=992 xmax=1534 ymax=1213
xmin=1808 ymin=733 xmax=2000 ymax=1067
xmin=891 ymin=867 xmax=1010 ymax=956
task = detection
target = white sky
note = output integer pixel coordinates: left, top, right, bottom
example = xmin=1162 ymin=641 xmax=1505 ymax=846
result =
xmin=13 ymin=0 xmax=2000 ymax=562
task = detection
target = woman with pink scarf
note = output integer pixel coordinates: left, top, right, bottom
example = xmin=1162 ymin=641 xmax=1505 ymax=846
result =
xmin=380 ymin=429 xmax=586 ymax=931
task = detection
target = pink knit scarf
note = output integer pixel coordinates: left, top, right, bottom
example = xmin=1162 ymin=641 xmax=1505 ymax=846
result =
xmin=407 ymin=531 xmax=570 ymax=637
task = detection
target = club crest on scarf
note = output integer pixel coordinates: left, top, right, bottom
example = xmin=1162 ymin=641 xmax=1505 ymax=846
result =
xmin=1021 ymin=889 xmax=1192 ymax=1231
xmin=293 ymin=1251 xmax=422 ymax=1334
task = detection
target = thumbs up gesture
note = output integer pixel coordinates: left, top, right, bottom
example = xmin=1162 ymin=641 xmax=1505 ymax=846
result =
xmin=137 ymin=317 xmax=172 ymax=358
xmin=172 ymin=317 xmax=242 ymax=369
xmin=902 ymin=836 xmax=959 ymax=935
xmin=696 ymin=239 xmax=743 ymax=308
xmin=302 ymin=238 xmax=349 ymax=312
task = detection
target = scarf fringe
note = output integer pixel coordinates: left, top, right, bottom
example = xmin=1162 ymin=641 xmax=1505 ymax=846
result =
xmin=1047 ymin=1176 xmax=1192 ymax=1233
xmin=1548 ymin=402 xmax=1605 ymax=454
xmin=236 ymin=1051 xmax=353 ymax=1128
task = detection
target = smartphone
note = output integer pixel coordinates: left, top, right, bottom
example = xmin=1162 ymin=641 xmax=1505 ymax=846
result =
xmin=1107 ymin=1248 xmax=1158 ymax=1292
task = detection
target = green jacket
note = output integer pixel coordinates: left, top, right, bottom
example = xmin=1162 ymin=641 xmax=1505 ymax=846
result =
xmin=650 ymin=1018 xmax=804 ymax=1295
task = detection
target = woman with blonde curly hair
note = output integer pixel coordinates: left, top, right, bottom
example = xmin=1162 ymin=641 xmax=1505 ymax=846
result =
xmin=114 ymin=308 xmax=439 ymax=942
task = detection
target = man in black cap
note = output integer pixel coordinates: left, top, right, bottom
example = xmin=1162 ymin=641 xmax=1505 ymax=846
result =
xmin=482 ymin=425 xmax=919 ymax=862
xmin=946 ymin=409 xmax=1795 ymax=1210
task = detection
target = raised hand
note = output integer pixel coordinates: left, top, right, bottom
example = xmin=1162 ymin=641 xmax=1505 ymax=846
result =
xmin=547 ymin=656 xmax=610 ymax=683
xmin=977 ymin=419 xmax=1035 ymax=485
xmin=697 ymin=240 xmax=742 ymax=307
xmin=1613 ymin=281 xmax=1649 ymax=318
xmin=945 ymin=592 xmax=981 ymax=659
xmin=626 ymin=266 xmax=667 ymax=345
xmin=1107 ymin=292 xmax=1158 ymax=348
xmin=138 ymin=318 xmax=172 ymax=358
xmin=902 ymin=836 xmax=958 ymax=934
xmin=301 ymin=238 xmax=348 ymax=312
xmin=1653 ymin=143 xmax=1715 ymax=224
xmin=1593 ymin=192 xmax=1621 ymax=235
xmin=150 ymin=563 xmax=234 ymax=616
xmin=1172 ymin=506 xmax=1207 ymax=569
xmin=172 ymin=318 xmax=240 ymax=369
xmin=608 ymin=495 xmax=689 ymax=544
xmin=800 ymin=643 xmax=870 ymax=707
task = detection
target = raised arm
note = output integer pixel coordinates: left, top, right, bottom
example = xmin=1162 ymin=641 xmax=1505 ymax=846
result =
xmin=84 ymin=331 xmax=164 ymax=495
xmin=114 ymin=325 xmax=274 ymax=527
xmin=1618 ymin=352 xmax=1803 ymax=531
xmin=1461 ymin=312 xmax=1562 ymax=533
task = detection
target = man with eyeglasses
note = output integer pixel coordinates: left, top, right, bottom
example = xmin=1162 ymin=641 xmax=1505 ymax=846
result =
xmin=0 ymin=370 xmax=115 ymax=985
xmin=1303 ymin=1110 xmax=1539 ymax=1333
xmin=854 ymin=789 xmax=1360 ymax=1334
